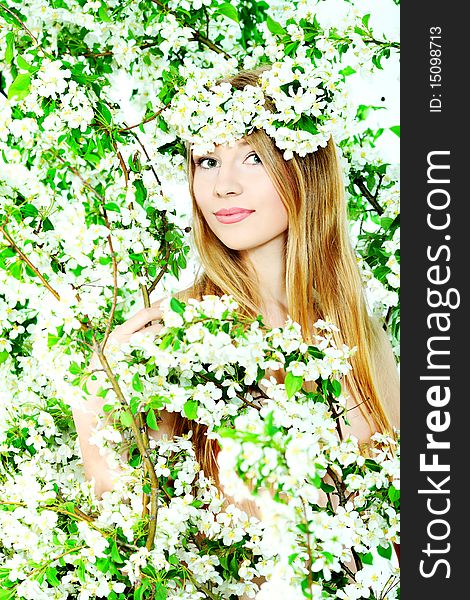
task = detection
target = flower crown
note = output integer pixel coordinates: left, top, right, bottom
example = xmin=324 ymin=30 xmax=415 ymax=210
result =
xmin=164 ymin=56 xmax=354 ymax=160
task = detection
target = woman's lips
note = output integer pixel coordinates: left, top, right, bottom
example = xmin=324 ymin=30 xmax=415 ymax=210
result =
xmin=214 ymin=209 xmax=255 ymax=224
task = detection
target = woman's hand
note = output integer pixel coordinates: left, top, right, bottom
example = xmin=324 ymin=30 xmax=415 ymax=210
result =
xmin=106 ymin=301 xmax=165 ymax=348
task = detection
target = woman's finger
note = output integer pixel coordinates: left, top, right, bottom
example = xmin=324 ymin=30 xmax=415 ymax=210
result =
xmin=115 ymin=305 xmax=164 ymax=336
xmin=132 ymin=323 xmax=163 ymax=338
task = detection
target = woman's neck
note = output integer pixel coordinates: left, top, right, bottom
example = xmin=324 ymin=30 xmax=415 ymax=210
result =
xmin=241 ymin=233 xmax=288 ymax=325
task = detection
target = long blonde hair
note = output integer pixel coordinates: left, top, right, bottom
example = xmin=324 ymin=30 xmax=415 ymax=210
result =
xmin=170 ymin=67 xmax=393 ymax=484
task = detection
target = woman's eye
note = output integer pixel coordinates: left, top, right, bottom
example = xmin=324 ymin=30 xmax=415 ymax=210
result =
xmin=245 ymin=153 xmax=262 ymax=165
xmin=196 ymin=157 xmax=219 ymax=169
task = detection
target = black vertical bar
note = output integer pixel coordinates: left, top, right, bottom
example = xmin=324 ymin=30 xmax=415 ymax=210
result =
xmin=401 ymin=2 xmax=467 ymax=597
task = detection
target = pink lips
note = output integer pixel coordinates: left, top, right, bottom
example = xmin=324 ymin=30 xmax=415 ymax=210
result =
xmin=214 ymin=207 xmax=255 ymax=224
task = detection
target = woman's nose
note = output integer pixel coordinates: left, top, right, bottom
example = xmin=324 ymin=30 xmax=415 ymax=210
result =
xmin=214 ymin=164 xmax=242 ymax=198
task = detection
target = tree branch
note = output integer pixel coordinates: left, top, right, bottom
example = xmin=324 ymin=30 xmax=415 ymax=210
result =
xmin=0 ymin=224 xmax=61 ymax=301
xmin=0 ymin=5 xmax=40 ymax=46
xmin=354 ymin=178 xmax=384 ymax=215
xmin=91 ymin=336 xmax=159 ymax=551
xmin=119 ymin=101 xmax=171 ymax=133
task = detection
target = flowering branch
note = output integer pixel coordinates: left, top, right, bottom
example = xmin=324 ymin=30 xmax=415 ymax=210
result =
xmin=91 ymin=336 xmax=159 ymax=551
xmin=56 ymin=155 xmax=106 ymax=202
xmin=0 ymin=4 xmax=40 ymax=46
xmin=118 ymin=101 xmax=172 ymax=133
xmin=353 ymin=177 xmax=384 ymax=215
xmin=149 ymin=0 xmax=234 ymax=60
xmin=0 ymin=223 xmax=61 ymax=302
xmin=1 ymin=217 xmax=160 ymax=552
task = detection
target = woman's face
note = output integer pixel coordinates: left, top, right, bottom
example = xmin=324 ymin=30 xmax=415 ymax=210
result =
xmin=191 ymin=138 xmax=288 ymax=252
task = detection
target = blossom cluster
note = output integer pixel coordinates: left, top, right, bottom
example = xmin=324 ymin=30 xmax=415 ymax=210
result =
xmin=0 ymin=292 xmax=400 ymax=598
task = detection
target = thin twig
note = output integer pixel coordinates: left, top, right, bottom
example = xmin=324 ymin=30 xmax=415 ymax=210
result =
xmin=326 ymin=392 xmax=344 ymax=441
xmin=326 ymin=466 xmax=346 ymax=505
xmin=198 ymin=371 xmax=261 ymax=410
xmin=340 ymin=560 xmax=357 ymax=581
xmin=351 ymin=548 xmax=362 ymax=573
xmin=148 ymin=246 xmax=171 ymax=295
xmin=57 ymin=155 xmax=106 ymax=202
xmin=300 ymin=497 xmax=314 ymax=596
xmin=0 ymin=224 xmax=61 ymax=301
xmin=0 ymin=5 xmax=40 ymax=46
xmin=119 ymin=101 xmax=171 ymax=133
xmin=363 ymin=37 xmax=399 ymax=50
xmin=130 ymin=132 xmax=162 ymax=187
xmin=101 ymin=232 xmax=119 ymax=349
xmin=354 ymin=178 xmax=384 ymax=215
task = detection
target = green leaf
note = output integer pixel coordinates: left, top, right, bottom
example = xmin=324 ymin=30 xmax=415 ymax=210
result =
xmin=388 ymin=484 xmax=400 ymax=503
xmin=285 ymin=371 xmax=303 ymax=398
xmin=295 ymin=115 xmax=318 ymax=135
xmin=266 ymin=15 xmax=286 ymax=35
xmin=98 ymin=5 xmax=111 ymax=21
xmin=159 ymin=333 xmax=173 ymax=350
xmin=5 ymin=32 xmax=14 ymax=64
xmin=103 ymin=202 xmax=121 ymax=212
xmin=83 ymin=153 xmax=100 ymax=165
xmin=297 ymin=522 xmax=310 ymax=534
xmin=96 ymin=101 xmax=112 ymax=125
xmin=216 ymin=3 xmax=239 ymax=22
xmin=129 ymin=396 xmax=141 ymax=415
xmin=0 ymin=351 xmax=9 ymax=365
xmin=120 ymin=411 xmax=133 ymax=427
xmin=76 ymin=559 xmax=86 ymax=582
xmin=359 ymin=551 xmax=374 ymax=565
xmin=264 ymin=411 xmax=278 ymax=436
xmin=177 ymin=253 xmax=187 ymax=269
xmin=132 ymin=372 xmax=144 ymax=392
xmin=183 ymin=400 xmax=198 ymax=420
xmin=48 ymin=333 xmax=61 ymax=348
xmin=45 ymin=567 xmax=60 ymax=587
xmin=170 ymin=297 xmax=185 ymax=315
xmin=377 ymin=542 xmax=393 ymax=560
xmin=7 ymin=73 xmax=31 ymax=100
xmin=339 ymin=66 xmax=356 ymax=77
xmin=69 ymin=362 xmax=82 ymax=375
xmin=311 ymin=472 xmax=322 ymax=488
xmin=21 ymin=203 xmax=39 ymax=218
xmin=134 ymin=579 xmax=150 ymax=600
xmin=154 ymin=584 xmax=167 ymax=600
xmin=133 ymin=180 xmax=147 ymax=206
xmin=331 ymin=379 xmax=341 ymax=397
xmin=229 ymin=554 xmax=239 ymax=576
xmin=390 ymin=125 xmax=400 ymax=137
xmin=110 ymin=540 xmax=124 ymax=563
xmin=134 ymin=583 xmax=148 ymax=600
xmin=362 ymin=13 xmax=371 ymax=28
xmin=146 ymin=408 xmax=159 ymax=430
xmin=320 ymin=481 xmax=335 ymax=494
xmin=17 ymin=55 xmax=37 ymax=72
xmin=9 ymin=260 xmax=23 ymax=280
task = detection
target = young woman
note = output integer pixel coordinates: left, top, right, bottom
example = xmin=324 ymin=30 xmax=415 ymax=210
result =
xmin=73 ymin=69 xmax=400 ymax=509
